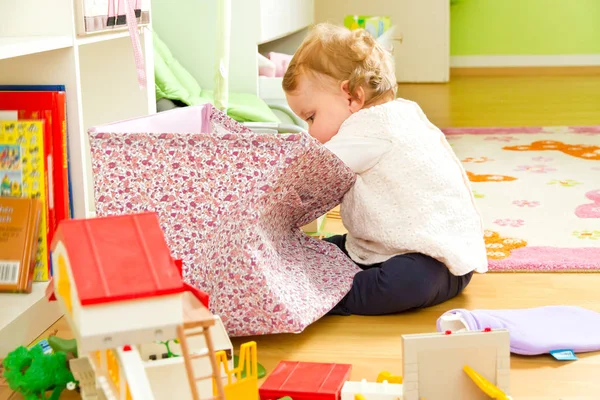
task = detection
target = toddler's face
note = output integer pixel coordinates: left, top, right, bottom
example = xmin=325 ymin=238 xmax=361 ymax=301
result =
xmin=285 ymin=74 xmax=354 ymax=144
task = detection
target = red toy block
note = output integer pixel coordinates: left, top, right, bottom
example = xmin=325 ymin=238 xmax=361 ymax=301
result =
xmin=259 ymin=361 xmax=352 ymax=400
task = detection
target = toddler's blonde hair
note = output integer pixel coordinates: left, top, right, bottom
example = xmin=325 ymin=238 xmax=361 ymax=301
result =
xmin=283 ymin=23 xmax=397 ymax=106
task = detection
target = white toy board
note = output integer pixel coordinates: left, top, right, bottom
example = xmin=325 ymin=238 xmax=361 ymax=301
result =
xmin=401 ymin=329 xmax=510 ymax=400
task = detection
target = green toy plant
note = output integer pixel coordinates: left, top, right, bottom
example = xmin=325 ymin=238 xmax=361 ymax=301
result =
xmin=158 ymin=338 xmax=181 ymax=358
xmin=2 ymin=345 xmax=76 ymax=400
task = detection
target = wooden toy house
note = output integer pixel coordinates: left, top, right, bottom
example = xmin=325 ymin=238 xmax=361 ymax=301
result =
xmin=47 ymin=212 xmax=231 ymax=400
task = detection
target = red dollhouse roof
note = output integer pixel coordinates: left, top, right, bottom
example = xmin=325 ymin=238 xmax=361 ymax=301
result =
xmin=50 ymin=212 xmax=208 ymax=307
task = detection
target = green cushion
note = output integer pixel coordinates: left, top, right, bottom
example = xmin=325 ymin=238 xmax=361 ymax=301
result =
xmin=153 ymin=31 xmax=280 ymax=124
xmin=199 ymin=90 xmax=280 ymax=123
xmin=153 ymin=31 xmax=203 ymax=106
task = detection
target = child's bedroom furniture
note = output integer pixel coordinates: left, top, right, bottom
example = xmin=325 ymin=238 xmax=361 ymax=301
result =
xmin=0 ymin=0 xmax=155 ymax=359
xmin=315 ymin=0 xmax=450 ymax=82
xmin=1 ymin=0 xmax=155 ymax=220
xmin=151 ymin=0 xmax=314 ymax=107
xmin=152 ymin=29 xmax=282 ymax=125
xmin=151 ymin=0 xmax=310 ymax=131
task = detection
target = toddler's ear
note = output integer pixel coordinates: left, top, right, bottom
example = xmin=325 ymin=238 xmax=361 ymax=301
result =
xmin=350 ymin=87 xmax=366 ymax=112
xmin=340 ymin=80 xmax=365 ymax=113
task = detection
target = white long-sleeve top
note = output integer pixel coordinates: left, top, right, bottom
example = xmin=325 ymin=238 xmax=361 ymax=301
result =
xmin=324 ymin=98 xmax=488 ymax=276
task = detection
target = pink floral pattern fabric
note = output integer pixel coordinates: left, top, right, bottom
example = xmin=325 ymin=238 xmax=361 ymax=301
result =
xmin=88 ymin=104 xmax=360 ymax=336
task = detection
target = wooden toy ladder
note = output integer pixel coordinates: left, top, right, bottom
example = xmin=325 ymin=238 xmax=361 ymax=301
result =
xmin=177 ymin=320 xmax=226 ymax=400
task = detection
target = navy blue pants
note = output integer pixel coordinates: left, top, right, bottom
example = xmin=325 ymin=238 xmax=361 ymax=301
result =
xmin=324 ymin=234 xmax=473 ymax=316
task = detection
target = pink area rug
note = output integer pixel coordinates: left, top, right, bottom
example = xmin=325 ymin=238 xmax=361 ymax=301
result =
xmin=443 ymin=125 xmax=600 ymax=272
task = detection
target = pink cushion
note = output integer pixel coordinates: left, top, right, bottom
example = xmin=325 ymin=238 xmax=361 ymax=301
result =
xmin=269 ymin=52 xmax=294 ymax=77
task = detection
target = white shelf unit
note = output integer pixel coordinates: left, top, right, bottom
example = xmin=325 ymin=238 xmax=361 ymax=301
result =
xmin=0 ymin=0 xmax=156 ymax=220
xmin=0 ymin=283 xmax=63 ymax=358
xmin=152 ymin=0 xmax=313 ymax=101
xmin=0 ymin=0 xmax=156 ymax=355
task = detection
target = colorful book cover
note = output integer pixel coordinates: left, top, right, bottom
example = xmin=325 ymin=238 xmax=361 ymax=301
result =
xmin=0 ymin=88 xmax=70 ymax=224
xmin=0 ymin=85 xmax=75 ymax=218
xmin=0 ymin=120 xmax=49 ymax=281
xmin=0 ymin=108 xmax=55 ymax=280
xmin=18 ymin=110 xmax=55 ymax=244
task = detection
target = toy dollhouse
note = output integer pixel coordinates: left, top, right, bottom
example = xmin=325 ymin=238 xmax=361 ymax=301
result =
xmin=46 ymin=212 xmax=237 ymax=399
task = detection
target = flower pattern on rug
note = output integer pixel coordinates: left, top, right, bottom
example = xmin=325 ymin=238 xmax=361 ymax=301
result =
xmin=572 ymin=230 xmax=600 ymax=240
xmin=494 ymin=219 xmax=525 ymax=228
xmin=467 ymin=171 xmax=517 ymax=182
xmin=512 ymin=200 xmax=540 ymax=208
xmin=503 ymin=140 xmax=600 ymax=160
xmin=450 ymin=126 xmax=600 ymax=271
xmin=484 ymin=230 xmax=527 ymax=260
xmin=547 ymin=179 xmax=582 ymax=187
xmin=575 ymin=190 xmax=600 ymax=218
xmin=514 ymin=165 xmax=556 ymax=173
xmin=462 ymin=156 xmax=494 ymax=163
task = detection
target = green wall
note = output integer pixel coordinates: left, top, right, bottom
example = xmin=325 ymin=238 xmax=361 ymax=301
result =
xmin=450 ymin=0 xmax=600 ymax=56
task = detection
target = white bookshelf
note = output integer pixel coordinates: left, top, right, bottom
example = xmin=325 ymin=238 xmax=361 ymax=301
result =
xmin=0 ymin=0 xmax=156 ymax=356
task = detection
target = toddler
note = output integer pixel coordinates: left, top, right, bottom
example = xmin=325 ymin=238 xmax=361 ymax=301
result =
xmin=283 ymin=23 xmax=488 ymax=316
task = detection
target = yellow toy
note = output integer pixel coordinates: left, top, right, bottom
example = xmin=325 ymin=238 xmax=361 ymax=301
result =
xmin=376 ymin=371 xmax=403 ymax=384
xmin=214 ymin=341 xmax=259 ymax=399
xmin=463 ymin=365 xmax=512 ymax=400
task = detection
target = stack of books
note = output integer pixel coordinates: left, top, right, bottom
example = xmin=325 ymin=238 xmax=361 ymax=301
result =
xmin=0 ymin=86 xmax=72 ymax=292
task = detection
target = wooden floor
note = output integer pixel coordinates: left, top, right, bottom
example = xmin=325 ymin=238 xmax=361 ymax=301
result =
xmin=3 ymin=74 xmax=600 ymax=399
xmin=397 ymin=74 xmax=600 ymax=128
